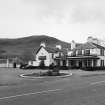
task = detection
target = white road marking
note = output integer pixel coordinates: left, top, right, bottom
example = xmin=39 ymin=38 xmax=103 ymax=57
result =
xmin=90 ymin=81 xmax=105 ymax=85
xmin=0 ymin=89 xmax=62 ymax=100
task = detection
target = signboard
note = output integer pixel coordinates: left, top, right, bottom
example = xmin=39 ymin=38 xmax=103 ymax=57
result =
xmin=38 ymin=56 xmax=46 ymax=60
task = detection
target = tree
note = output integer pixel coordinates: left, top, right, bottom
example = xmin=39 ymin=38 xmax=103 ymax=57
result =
xmin=21 ymin=50 xmax=34 ymax=64
xmin=49 ymin=63 xmax=54 ymax=69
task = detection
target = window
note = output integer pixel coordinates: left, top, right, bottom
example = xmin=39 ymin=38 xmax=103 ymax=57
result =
xmin=77 ymin=50 xmax=82 ymax=55
xmin=87 ymin=60 xmax=92 ymax=67
xmin=63 ymin=60 xmax=66 ymax=66
xmin=93 ymin=60 xmax=97 ymax=67
xmin=84 ymin=60 xmax=92 ymax=67
xmin=100 ymin=49 xmax=104 ymax=56
xmin=57 ymin=60 xmax=60 ymax=66
xmin=101 ymin=60 xmax=104 ymax=67
xmin=84 ymin=49 xmax=90 ymax=55
xmin=59 ymin=52 xmax=61 ymax=57
xmin=68 ymin=60 xmax=71 ymax=66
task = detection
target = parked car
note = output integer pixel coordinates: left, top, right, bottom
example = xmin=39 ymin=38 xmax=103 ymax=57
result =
xmin=20 ymin=63 xmax=28 ymax=69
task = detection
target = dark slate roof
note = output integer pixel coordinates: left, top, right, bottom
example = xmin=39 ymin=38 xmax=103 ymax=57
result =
xmin=75 ymin=42 xmax=96 ymax=50
xmin=74 ymin=42 xmax=105 ymax=50
xmin=45 ymin=47 xmax=59 ymax=53
xmin=35 ymin=46 xmax=68 ymax=55
xmin=46 ymin=47 xmax=69 ymax=55
xmin=92 ymin=43 xmax=105 ymax=50
xmin=35 ymin=46 xmax=59 ymax=54
xmin=76 ymin=43 xmax=82 ymax=47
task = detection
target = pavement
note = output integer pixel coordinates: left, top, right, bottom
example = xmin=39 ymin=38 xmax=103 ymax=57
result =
xmin=0 ymin=68 xmax=105 ymax=105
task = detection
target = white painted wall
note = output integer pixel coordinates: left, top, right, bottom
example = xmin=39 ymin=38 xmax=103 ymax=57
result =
xmin=49 ymin=53 xmax=55 ymax=64
xmin=53 ymin=52 xmax=60 ymax=58
xmin=28 ymin=61 xmax=40 ymax=66
xmin=35 ymin=47 xmax=54 ymax=66
xmin=68 ymin=51 xmax=72 ymax=56
xmin=90 ymin=48 xmax=105 ymax=66
xmin=97 ymin=56 xmax=105 ymax=66
xmin=68 ymin=48 xmax=100 ymax=56
xmin=90 ymin=48 xmax=100 ymax=55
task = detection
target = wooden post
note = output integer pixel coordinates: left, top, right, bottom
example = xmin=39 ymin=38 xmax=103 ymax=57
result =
xmin=7 ymin=59 xmax=9 ymax=67
xmin=66 ymin=59 xmax=69 ymax=67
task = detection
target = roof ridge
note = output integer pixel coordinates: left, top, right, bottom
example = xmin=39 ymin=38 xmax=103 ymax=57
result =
xmin=92 ymin=42 xmax=105 ymax=49
xmin=87 ymin=42 xmax=97 ymax=48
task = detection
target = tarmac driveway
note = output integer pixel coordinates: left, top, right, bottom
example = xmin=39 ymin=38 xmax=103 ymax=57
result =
xmin=0 ymin=68 xmax=105 ymax=105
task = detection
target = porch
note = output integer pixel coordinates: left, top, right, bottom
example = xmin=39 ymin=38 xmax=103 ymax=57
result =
xmin=67 ymin=55 xmax=99 ymax=69
xmin=54 ymin=56 xmax=67 ymax=67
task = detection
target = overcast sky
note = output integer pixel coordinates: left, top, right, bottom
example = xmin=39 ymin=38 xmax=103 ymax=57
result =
xmin=0 ymin=0 xmax=105 ymax=42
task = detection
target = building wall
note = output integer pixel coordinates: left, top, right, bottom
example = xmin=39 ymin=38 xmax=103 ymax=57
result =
xmin=36 ymin=47 xmax=54 ymax=66
xmin=97 ymin=56 xmax=105 ymax=66
xmin=67 ymin=48 xmax=100 ymax=56
xmin=75 ymin=48 xmax=101 ymax=56
xmin=49 ymin=53 xmax=55 ymax=65
xmin=54 ymin=52 xmax=61 ymax=58
xmin=90 ymin=48 xmax=100 ymax=55
xmin=68 ymin=51 xmax=72 ymax=56
xmin=67 ymin=48 xmax=105 ymax=67
xmin=90 ymin=48 xmax=105 ymax=67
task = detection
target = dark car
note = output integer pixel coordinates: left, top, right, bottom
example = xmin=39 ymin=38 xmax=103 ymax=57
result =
xmin=20 ymin=63 xmax=28 ymax=69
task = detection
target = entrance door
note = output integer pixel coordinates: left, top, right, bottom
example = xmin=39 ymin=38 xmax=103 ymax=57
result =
xmin=62 ymin=60 xmax=66 ymax=66
xmin=56 ymin=60 xmax=60 ymax=66
xmin=78 ymin=60 xmax=82 ymax=68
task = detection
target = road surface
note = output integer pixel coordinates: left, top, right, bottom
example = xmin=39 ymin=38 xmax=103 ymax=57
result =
xmin=0 ymin=69 xmax=105 ymax=105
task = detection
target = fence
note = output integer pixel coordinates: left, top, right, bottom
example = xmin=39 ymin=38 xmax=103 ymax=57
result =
xmin=0 ymin=59 xmax=13 ymax=67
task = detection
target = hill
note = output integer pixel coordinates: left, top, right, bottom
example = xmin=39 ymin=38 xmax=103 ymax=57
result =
xmin=0 ymin=35 xmax=71 ymax=60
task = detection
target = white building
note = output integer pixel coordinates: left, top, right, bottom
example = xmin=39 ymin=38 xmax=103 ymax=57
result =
xmin=32 ymin=42 xmax=66 ymax=67
xmin=87 ymin=36 xmax=105 ymax=47
xmin=67 ymin=37 xmax=105 ymax=69
xmin=31 ymin=36 xmax=105 ymax=70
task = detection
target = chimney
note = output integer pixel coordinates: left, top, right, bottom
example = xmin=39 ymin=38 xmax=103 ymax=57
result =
xmin=56 ymin=45 xmax=62 ymax=50
xmin=87 ymin=36 xmax=93 ymax=42
xmin=71 ymin=40 xmax=76 ymax=50
xmin=40 ymin=42 xmax=46 ymax=47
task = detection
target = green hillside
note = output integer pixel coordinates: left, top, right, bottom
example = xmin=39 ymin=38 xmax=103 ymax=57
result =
xmin=0 ymin=35 xmax=71 ymax=59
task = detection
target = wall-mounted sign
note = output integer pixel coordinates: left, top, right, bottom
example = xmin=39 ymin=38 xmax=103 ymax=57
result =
xmin=39 ymin=56 xmax=46 ymax=60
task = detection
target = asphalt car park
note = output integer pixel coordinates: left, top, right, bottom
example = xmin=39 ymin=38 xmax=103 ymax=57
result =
xmin=0 ymin=68 xmax=105 ymax=105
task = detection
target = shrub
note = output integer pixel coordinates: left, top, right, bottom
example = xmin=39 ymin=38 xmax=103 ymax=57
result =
xmin=49 ymin=63 xmax=54 ymax=69
xmin=47 ymin=70 xmax=53 ymax=76
xmin=81 ymin=66 xmax=105 ymax=71
xmin=60 ymin=66 xmax=68 ymax=70
xmin=19 ymin=63 xmax=28 ymax=69
xmin=53 ymin=66 xmax=60 ymax=75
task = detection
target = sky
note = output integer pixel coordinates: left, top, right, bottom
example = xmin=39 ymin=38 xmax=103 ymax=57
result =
xmin=0 ymin=0 xmax=105 ymax=43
